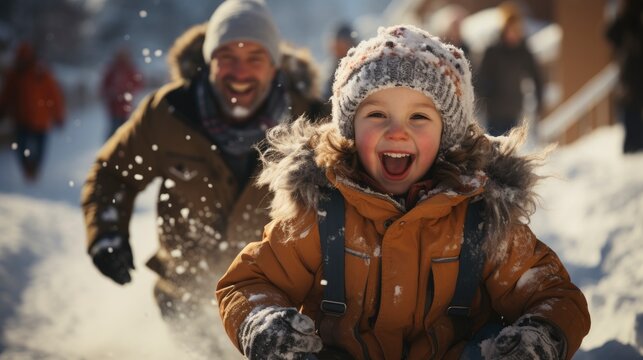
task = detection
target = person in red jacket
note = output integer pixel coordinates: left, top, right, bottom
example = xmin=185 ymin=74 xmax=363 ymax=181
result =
xmin=0 ymin=41 xmax=65 ymax=180
xmin=100 ymin=47 xmax=143 ymax=138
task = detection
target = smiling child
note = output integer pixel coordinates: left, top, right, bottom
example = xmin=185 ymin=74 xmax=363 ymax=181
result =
xmin=216 ymin=25 xmax=590 ymax=360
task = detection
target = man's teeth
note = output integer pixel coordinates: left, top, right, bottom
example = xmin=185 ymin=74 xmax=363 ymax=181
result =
xmin=230 ymin=82 xmax=251 ymax=92
xmin=383 ymin=153 xmax=410 ymax=158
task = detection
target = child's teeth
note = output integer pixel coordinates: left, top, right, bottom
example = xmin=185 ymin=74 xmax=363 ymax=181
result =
xmin=384 ymin=153 xmax=409 ymax=158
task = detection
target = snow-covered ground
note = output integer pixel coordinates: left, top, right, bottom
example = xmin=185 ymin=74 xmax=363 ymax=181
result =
xmin=0 ymin=103 xmax=241 ymax=359
xmin=1 ymin=102 xmax=643 ymax=358
xmin=531 ymin=126 xmax=643 ymax=359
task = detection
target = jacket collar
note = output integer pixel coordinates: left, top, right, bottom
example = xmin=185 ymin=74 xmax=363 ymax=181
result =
xmin=328 ymin=168 xmax=484 ymax=223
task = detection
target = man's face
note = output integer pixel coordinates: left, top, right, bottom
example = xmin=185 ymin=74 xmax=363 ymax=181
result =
xmin=209 ymin=41 xmax=277 ymax=122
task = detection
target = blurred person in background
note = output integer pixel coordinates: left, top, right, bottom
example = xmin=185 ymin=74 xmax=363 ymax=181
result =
xmin=81 ymin=0 xmax=325 ymax=355
xmin=100 ymin=47 xmax=143 ymax=138
xmin=476 ymin=2 xmax=543 ymax=136
xmin=606 ymin=0 xmax=643 ymax=154
xmin=0 ymin=41 xmax=65 ymax=181
xmin=323 ymin=22 xmax=358 ymax=100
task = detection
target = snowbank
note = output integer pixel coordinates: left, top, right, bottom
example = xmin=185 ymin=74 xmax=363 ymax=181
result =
xmin=532 ymin=125 xmax=643 ymax=358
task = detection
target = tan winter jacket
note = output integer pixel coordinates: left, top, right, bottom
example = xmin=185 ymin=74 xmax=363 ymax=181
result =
xmin=82 ymin=24 xmax=327 ymax=301
xmin=216 ymin=120 xmax=590 ymax=359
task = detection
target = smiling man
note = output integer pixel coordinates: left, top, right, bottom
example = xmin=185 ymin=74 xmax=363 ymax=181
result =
xmin=81 ymin=0 xmax=325 ymax=352
xmin=204 ymin=0 xmax=281 ymax=122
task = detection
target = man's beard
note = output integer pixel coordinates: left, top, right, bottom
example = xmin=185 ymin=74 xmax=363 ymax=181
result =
xmin=212 ymin=80 xmax=271 ymax=121
xmin=229 ymin=106 xmax=252 ymax=119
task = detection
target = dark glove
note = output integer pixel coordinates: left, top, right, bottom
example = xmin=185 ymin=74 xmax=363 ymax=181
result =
xmin=484 ymin=316 xmax=565 ymax=360
xmin=239 ymin=306 xmax=323 ymax=360
xmin=89 ymin=233 xmax=134 ymax=285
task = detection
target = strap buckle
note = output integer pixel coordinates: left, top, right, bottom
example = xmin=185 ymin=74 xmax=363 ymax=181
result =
xmin=320 ymin=300 xmax=347 ymax=316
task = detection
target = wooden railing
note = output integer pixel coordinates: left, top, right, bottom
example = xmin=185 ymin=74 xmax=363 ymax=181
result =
xmin=538 ymin=63 xmax=619 ymax=145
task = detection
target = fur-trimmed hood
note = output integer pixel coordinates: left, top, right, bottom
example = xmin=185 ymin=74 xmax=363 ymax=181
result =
xmin=257 ymin=117 xmax=546 ymax=254
xmin=167 ymin=23 xmax=208 ymax=82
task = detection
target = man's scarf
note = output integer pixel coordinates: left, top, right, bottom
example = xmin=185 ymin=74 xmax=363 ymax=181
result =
xmin=196 ymin=71 xmax=290 ymax=156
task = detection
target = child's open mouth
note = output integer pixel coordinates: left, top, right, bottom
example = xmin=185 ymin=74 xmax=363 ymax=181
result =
xmin=380 ymin=152 xmax=414 ymax=179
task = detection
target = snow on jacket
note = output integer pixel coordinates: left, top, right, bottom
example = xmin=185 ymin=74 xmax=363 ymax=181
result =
xmin=82 ymin=25 xmax=327 ymax=299
xmin=0 ymin=43 xmax=65 ymax=132
xmin=216 ymin=119 xmax=590 ymax=359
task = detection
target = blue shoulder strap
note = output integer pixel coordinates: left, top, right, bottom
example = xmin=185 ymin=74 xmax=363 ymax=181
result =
xmin=318 ymin=190 xmax=486 ymax=323
xmin=447 ymin=199 xmax=486 ymax=318
xmin=318 ymin=187 xmax=347 ymax=316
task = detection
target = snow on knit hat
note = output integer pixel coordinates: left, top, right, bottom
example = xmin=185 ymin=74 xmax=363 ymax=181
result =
xmin=331 ymin=24 xmax=474 ymax=151
xmin=202 ymin=0 xmax=281 ymax=65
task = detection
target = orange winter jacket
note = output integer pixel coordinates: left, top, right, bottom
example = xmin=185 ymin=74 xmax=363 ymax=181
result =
xmin=216 ymin=120 xmax=591 ymax=360
xmin=0 ymin=44 xmax=65 ymax=132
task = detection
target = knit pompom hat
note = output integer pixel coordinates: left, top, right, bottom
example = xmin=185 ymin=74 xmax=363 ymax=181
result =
xmin=202 ymin=0 xmax=281 ymax=65
xmin=331 ymin=24 xmax=475 ymax=151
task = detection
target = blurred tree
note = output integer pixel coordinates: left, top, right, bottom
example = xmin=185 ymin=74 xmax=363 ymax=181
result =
xmin=2 ymin=0 xmax=220 ymax=66
xmin=0 ymin=2 xmax=14 ymax=23
xmin=91 ymin=0 xmax=219 ymax=64
xmin=5 ymin=0 xmax=88 ymax=64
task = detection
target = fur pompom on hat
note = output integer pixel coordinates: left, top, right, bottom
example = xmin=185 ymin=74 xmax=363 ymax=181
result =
xmin=202 ymin=0 xmax=281 ymax=65
xmin=331 ymin=24 xmax=475 ymax=151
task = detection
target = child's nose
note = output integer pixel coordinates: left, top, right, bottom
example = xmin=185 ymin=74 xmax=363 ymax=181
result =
xmin=385 ymin=121 xmax=409 ymax=140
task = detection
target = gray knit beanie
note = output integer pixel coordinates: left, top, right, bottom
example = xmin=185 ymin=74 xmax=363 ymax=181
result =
xmin=202 ymin=0 xmax=281 ymax=65
xmin=331 ymin=25 xmax=474 ymax=151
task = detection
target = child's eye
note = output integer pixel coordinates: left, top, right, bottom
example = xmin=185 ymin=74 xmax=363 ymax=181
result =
xmin=410 ymin=113 xmax=430 ymax=120
xmin=367 ymin=112 xmax=386 ymax=118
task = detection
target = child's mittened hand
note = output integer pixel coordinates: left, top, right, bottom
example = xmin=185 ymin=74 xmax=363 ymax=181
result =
xmin=239 ymin=306 xmax=323 ymax=360
xmin=482 ymin=316 xmax=562 ymax=360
